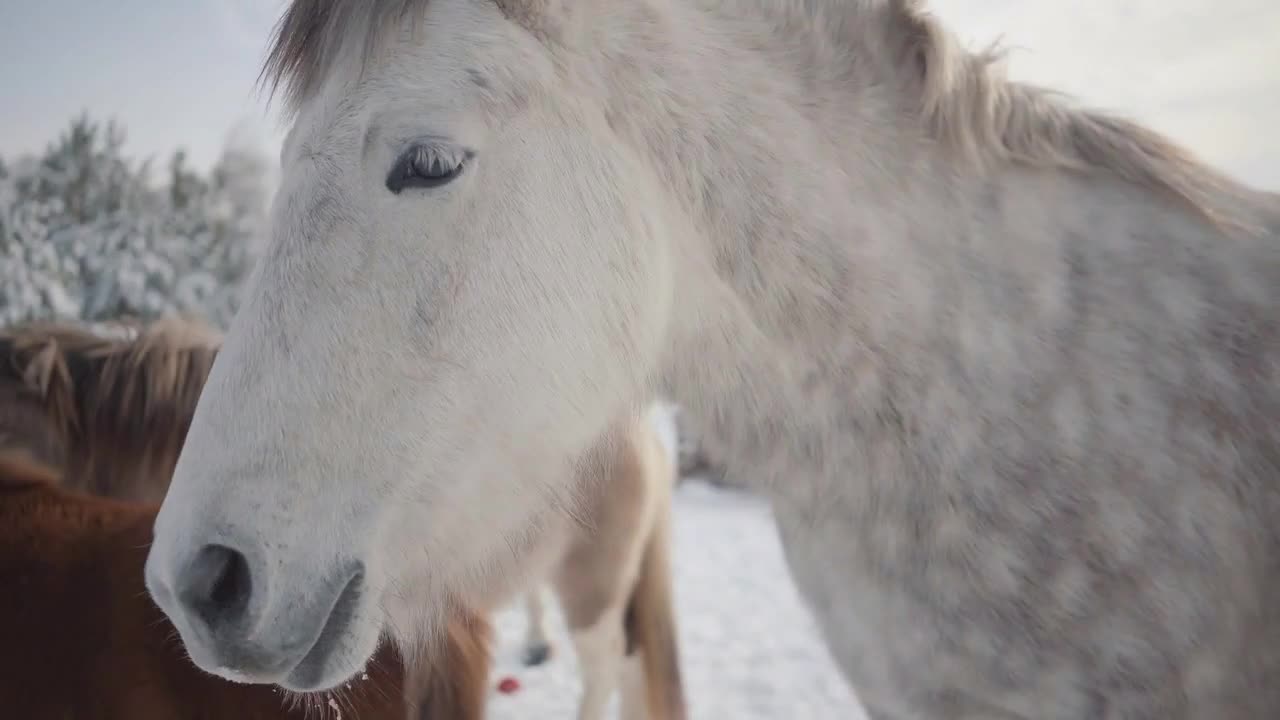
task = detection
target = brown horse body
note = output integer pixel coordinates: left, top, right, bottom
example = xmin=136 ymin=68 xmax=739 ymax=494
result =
xmin=0 ymin=452 xmax=409 ymax=719
xmin=0 ymin=319 xmax=492 ymax=719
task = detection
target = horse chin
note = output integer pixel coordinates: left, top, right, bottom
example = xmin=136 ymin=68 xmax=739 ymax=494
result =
xmin=277 ymin=607 xmax=384 ymax=693
xmin=277 ymin=575 xmax=385 ymax=693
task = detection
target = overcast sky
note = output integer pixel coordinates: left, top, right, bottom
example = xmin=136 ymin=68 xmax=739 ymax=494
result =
xmin=2 ymin=0 xmax=1277 ymax=189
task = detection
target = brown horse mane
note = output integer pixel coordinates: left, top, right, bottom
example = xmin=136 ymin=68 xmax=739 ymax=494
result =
xmin=0 ymin=316 xmax=221 ymax=501
xmin=0 ymin=447 xmax=61 ymax=489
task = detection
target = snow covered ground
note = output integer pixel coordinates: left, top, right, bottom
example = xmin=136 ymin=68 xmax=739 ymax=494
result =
xmin=485 ymin=479 xmax=866 ymax=720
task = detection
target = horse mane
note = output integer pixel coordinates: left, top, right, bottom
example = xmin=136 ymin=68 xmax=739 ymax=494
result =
xmin=878 ymin=0 xmax=1247 ymax=233
xmin=260 ymin=0 xmax=1249 ymax=231
xmin=1 ymin=316 xmax=220 ymax=440
xmin=0 ymin=316 xmax=221 ymax=500
xmin=0 ymin=448 xmax=60 ymax=490
xmin=260 ymin=0 xmax=427 ymax=114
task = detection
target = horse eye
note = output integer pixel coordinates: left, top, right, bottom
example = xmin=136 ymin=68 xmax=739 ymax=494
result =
xmin=386 ymin=145 xmax=468 ymax=194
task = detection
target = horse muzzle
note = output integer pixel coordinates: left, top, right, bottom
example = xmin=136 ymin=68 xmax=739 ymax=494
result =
xmin=145 ymin=532 xmax=372 ymax=691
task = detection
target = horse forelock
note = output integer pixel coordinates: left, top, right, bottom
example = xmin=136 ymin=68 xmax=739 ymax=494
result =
xmin=262 ymin=0 xmax=1252 ymax=235
xmin=260 ymin=0 xmax=431 ymax=115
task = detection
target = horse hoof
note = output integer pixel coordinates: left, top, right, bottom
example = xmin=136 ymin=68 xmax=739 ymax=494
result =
xmin=521 ymin=643 xmax=552 ymax=667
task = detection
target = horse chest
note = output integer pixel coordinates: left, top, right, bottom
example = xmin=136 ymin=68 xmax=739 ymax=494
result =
xmin=770 ymin=497 xmax=1103 ymax=720
xmin=771 ymin=503 xmax=942 ymax=716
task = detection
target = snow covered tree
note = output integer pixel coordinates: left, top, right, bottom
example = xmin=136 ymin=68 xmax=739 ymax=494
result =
xmin=0 ymin=113 xmax=270 ymax=329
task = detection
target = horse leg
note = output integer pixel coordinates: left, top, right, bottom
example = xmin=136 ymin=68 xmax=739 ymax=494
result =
xmin=557 ymin=412 xmax=668 ymax=720
xmin=618 ymin=652 xmax=648 ymax=720
xmin=569 ymin=605 xmax=627 ymax=720
xmin=520 ymin=587 xmax=555 ymax=666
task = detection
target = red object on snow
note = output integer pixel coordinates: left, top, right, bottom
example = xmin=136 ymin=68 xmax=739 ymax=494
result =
xmin=497 ymin=676 xmax=521 ymax=694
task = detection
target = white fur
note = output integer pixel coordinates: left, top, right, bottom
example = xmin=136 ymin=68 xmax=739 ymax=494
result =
xmin=145 ymin=0 xmax=1280 ymax=717
xmin=645 ymin=400 xmax=681 ymax=470
xmin=571 ymin=607 xmax=628 ymax=720
xmin=619 ymin=655 xmax=649 ymax=720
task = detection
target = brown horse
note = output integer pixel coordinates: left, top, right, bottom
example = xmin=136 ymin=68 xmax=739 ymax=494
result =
xmin=0 ymin=318 xmax=492 ymax=719
xmin=0 ymin=448 xmax=413 ymax=719
xmin=0 ymin=317 xmax=218 ymax=502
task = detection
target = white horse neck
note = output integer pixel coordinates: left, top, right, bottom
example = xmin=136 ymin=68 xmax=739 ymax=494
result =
xmin=572 ymin=0 xmax=1276 ymax=490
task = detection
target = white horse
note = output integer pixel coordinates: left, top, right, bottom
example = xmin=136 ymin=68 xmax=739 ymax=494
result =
xmin=144 ymin=0 xmax=1280 ymax=718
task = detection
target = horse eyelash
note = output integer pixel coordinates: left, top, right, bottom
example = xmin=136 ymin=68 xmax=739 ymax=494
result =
xmin=386 ymin=143 xmax=473 ymax=194
xmin=410 ymin=144 xmax=468 ymax=171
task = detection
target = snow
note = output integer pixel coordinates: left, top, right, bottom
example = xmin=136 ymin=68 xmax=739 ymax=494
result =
xmin=0 ymin=114 xmax=266 ymax=329
xmin=485 ymin=478 xmax=867 ymax=720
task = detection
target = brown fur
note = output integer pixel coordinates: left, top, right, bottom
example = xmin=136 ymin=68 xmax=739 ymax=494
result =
xmin=0 ymin=318 xmax=493 ymax=720
xmin=0 ymin=317 xmax=219 ymax=502
xmin=403 ymin=610 xmax=494 ymax=720
xmin=0 ymin=449 xmax=409 ymax=719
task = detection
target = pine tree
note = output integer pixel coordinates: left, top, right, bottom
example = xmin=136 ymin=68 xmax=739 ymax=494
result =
xmin=0 ymin=113 xmax=269 ymax=328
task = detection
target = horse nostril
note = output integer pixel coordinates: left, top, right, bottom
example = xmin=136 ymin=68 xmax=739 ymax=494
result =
xmin=181 ymin=544 xmax=254 ymax=632
xmin=209 ymin=547 xmax=251 ymax=613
